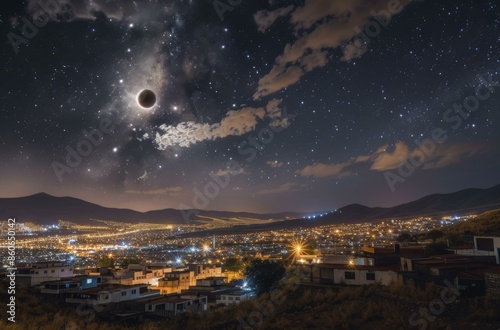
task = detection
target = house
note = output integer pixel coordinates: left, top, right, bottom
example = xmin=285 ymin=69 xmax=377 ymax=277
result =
xmin=111 ymin=265 xmax=173 ymax=285
xmin=302 ymin=263 xmax=401 ymax=286
xmin=41 ymin=276 xmax=101 ymax=294
xmin=188 ymin=264 xmax=222 ymax=280
xmin=16 ymin=262 xmax=74 ymax=286
xmin=163 ymin=270 xmax=196 ymax=291
xmin=65 ymin=283 xmax=159 ymax=305
xmin=145 ymin=295 xmax=207 ymax=317
xmin=474 ymin=236 xmax=500 ymax=264
xmin=216 ymin=289 xmax=252 ymax=306
xmin=156 ymin=278 xmax=181 ymax=295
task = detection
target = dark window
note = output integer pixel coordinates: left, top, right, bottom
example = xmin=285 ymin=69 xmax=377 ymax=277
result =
xmin=476 ymin=238 xmax=495 ymax=251
xmin=366 ymin=273 xmax=375 ymax=281
xmin=345 ymin=271 xmax=355 ymax=280
xmin=122 ymin=291 xmax=127 ymax=296
xmin=132 ymin=289 xmax=137 ymax=294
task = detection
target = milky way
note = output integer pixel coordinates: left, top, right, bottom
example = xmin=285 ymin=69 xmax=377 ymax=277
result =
xmin=1 ymin=0 xmax=500 ymax=213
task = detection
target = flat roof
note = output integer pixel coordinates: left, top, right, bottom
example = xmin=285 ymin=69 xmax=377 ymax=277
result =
xmin=67 ymin=283 xmax=148 ymax=294
xmin=147 ymin=295 xmax=206 ymax=305
xmin=316 ymin=263 xmax=400 ymax=271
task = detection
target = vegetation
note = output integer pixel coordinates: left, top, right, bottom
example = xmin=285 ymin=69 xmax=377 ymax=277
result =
xmin=2 ymin=276 xmax=500 ymax=330
xmin=446 ymin=209 xmax=500 ymax=237
xmin=120 ymin=257 xmax=143 ymax=267
xmin=96 ymin=255 xmax=115 ymax=268
xmin=244 ymin=259 xmax=286 ymax=295
xmin=223 ymin=257 xmax=245 ymax=272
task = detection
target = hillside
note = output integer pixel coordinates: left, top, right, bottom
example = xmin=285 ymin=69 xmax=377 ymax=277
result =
xmin=0 ymin=193 xmax=304 ymax=225
xmin=446 ymin=209 xmax=500 ymax=236
xmin=175 ymin=184 xmax=500 ymax=237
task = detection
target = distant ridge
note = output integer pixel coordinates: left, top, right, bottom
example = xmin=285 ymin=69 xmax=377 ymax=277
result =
xmin=174 ymin=183 xmax=500 ymax=237
xmin=1 ymin=184 xmax=500 ymax=228
xmin=0 ymin=193 xmax=305 ymax=225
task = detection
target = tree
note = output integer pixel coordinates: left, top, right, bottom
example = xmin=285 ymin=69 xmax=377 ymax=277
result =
xmin=397 ymin=233 xmax=411 ymax=242
xmin=121 ymin=258 xmax=142 ymax=268
xmin=97 ymin=255 xmax=114 ymax=268
xmin=426 ymin=230 xmax=445 ymax=243
xmin=223 ymin=257 xmax=245 ymax=272
xmin=244 ymin=259 xmax=286 ymax=295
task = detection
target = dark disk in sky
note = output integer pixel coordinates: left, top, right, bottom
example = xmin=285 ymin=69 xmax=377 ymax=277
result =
xmin=137 ymin=89 xmax=157 ymax=108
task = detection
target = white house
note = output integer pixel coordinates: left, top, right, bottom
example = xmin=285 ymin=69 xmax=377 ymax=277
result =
xmin=308 ymin=264 xmax=401 ymax=286
xmin=474 ymin=236 xmax=500 ymax=264
xmin=216 ymin=290 xmax=252 ymax=306
xmin=145 ymin=295 xmax=207 ymax=317
xmin=16 ymin=262 xmax=74 ymax=285
xmin=65 ymin=284 xmax=159 ymax=305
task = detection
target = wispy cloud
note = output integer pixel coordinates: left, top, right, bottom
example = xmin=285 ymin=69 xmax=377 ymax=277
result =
xmin=154 ymin=99 xmax=289 ymax=149
xmin=256 ymin=182 xmax=307 ymax=195
xmin=27 ymin=0 xmax=137 ymax=21
xmin=296 ymin=141 xmax=497 ymax=178
xmin=254 ymin=5 xmax=295 ymax=33
xmin=267 ymin=161 xmax=284 ymax=168
xmin=213 ymin=168 xmax=246 ymax=177
xmin=253 ymin=0 xmax=412 ymax=99
xmin=125 ymin=186 xmax=184 ymax=196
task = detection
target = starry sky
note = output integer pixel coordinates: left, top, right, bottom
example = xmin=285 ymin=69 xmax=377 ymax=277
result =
xmin=1 ymin=0 xmax=499 ymax=213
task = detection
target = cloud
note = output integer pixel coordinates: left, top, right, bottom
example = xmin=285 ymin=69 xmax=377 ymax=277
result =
xmin=340 ymin=38 xmax=369 ymax=62
xmin=254 ymin=5 xmax=295 ymax=32
xmin=296 ymin=162 xmax=353 ymax=178
xmin=256 ymin=183 xmax=306 ymax=195
xmin=267 ymin=161 xmax=284 ymax=168
xmin=422 ymin=142 xmax=494 ymax=169
xmin=27 ymin=0 xmax=137 ymax=21
xmin=154 ymin=99 xmax=288 ymax=149
xmin=125 ymin=186 xmax=183 ymax=196
xmin=213 ymin=168 xmax=246 ymax=177
xmin=254 ymin=0 xmax=412 ymax=99
xmin=296 ymin=141 xmax=497 ymax=177
xmin=370 ymin=141 xmax=410 ymax=171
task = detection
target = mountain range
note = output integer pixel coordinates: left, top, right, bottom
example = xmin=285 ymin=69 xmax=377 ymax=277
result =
xmin=0 ymin=192 xmax=304 ymax=225
xmin=1 ymin=184 xmax=500 ymax=229
xmin=175 ymin=183 xmax=500 ymax=237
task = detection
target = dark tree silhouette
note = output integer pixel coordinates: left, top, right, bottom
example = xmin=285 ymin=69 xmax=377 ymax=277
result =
xmin=223 ymin=257 xmax=245 ymax=272
xmin=245 ymin=259 xmax=286 ymax=295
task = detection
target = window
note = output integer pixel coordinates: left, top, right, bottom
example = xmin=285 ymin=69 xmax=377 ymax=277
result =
xmin=121 ymin=291 xmax=127 ymax=296
xmin=132 ymin=289 xmax=137 ymax=294
xmin=44 ymin=271 xmax=48 ymax=274
xmin=366 ymin=273 xmax=375 ymax=281
xmin=148 ymin=305 xmax=152 ymax=311
xmin=235 ymin=297 xmax=240 ymax=301
xmin=35 ymin=271 xmax=39 ymax=275
xmin=51 ymin=270 xmax=55 ymax=273
xmin=61 ymin=269 xmax=65 ymax=272
xmin=345 ymin=271 xmax=355 ymax=280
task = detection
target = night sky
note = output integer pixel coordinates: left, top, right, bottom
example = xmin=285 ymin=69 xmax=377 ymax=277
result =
xmin=1 ymin=0 xmax=499 ymax=213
